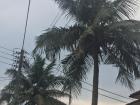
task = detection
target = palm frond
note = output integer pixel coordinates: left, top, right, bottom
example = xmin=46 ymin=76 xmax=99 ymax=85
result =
xmin=34 ymin=25 xmax=85 ymax=60
xmin=106 ymin=20 xmax=140 ymax=51
xmin=29 ymin=55 xmax=45 ymax=84
xmin=109 ymin=20 xmax=140 ymax=30
xmin=116 ymin=66 xmax=135 ymax=90
xmin=62 ymin=77 xmax=82 ymax=98
xmin=44 ymin=59 xmax=56 ymax=74
xmin=54 ymin=0 xmax=77 ymax=15
xmin=5 ymin=69 xmax=18 ymax=78
xmin=1 ymin=54 xmax=67 ymax=105
xmin=113 ymin=0 xmax=140 ymax=19
xmin=62 ymin=52 xmax=92 ymax=96
xmin=104 ymin=34 xmax=140 ymax=89
xmin=40 ymin=89 xmax=69 ymax=98
xmin=53 ymin=0 xmax=140 ymax=24
xmin=0 ymin=92 xmax=12 ymax=104
xmin=46 ymin=76 xmax=65 ymax=89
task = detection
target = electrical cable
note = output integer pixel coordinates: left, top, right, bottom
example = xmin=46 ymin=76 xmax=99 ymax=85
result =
xmin=0 ymin=50 xmax=13 ymax=56
xmin=82 ymin=87 xmax=128 ymax=103
xmin=50 ymin=11 xmax=61 ymax=27
xmin=51 ymin=12 xmax=64 ymax=27
xmin=53 ymin=67 xmax=133 ymax=101
xmin=0 ymin=46 xmax=13 ymax=52
xmin=0 ymin=60 xmax=12 ymax=66
xmin=0 ymin=55 xmax=13 ymax=61
xmin=81 ymin=81 xmax=134 ymax=100
xmin=64 ymin=17 xmax=72 ymax=27
xmin=0 ymin=46 xmax=133 ymax=101
xmin=0 ymin=56 xmax=132 ymax=103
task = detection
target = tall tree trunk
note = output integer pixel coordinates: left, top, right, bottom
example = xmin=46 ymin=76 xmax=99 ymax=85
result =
xmin=36 ymin=95 xmax=45 ymax=105
xmin=69 ymin=87 xmax=72 ymax=105
xmin=91 ymin=52 xmax=99 ymax=105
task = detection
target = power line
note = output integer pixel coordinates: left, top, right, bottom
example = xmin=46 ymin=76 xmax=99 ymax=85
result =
xmin=0 ymin=60 xmax=12 ymax=66
xmin=64 ymin=17 xmax=72 ymax=27
xmin=0 ymin=56 xmax=130 ymax=104
xmin=51 ymin=12 xmax=64 ymax=27
xmin=0 ymin=46 xmax=132 ymax=101
xmin=53 ymin=67 xmax=131 ymax=101
xmin=0 ymin=78 xmax=128 ymax=103
xmin=0 ymin=50 xmax=13 ymax=57
xmin=0 ymin=76 xmax=10 ymax=79
xmin=0 ymin=48 xmax=32 ymax=70
xmin=0 ymin=77 xmax=11 ymax=80
xmin=0 ymin=55 xmax=13 ymax=61
xmin=0 ymin=46 xmax=13 ymax=52
xmin=0 ymin=60 xmax=128 ymax=103
xmin=54 ymin=68 xmax=132 ymax=101
xmin=48 ymin=11 xmax=65 ymax=28
xmin=81 ymin=81 xmax=133 ymax=100
xmin=49 ymin=11 xmax=61 ymax=27
xmin=82 ymin=87 xmax=128 ymax=103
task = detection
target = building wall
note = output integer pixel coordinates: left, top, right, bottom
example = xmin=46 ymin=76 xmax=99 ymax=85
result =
xmin=127 ymin=100 xmax=140 ymax=105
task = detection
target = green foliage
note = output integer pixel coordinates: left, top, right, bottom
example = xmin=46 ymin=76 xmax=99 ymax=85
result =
xmin=0 ymin=55 xmax=68 ymax=105
xmin=34 ymin=25 xmax=85 ymax=61
xmin=34 ymin=0 xmax=140 ymax=99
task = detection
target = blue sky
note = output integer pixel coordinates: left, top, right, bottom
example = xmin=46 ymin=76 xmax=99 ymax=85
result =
xmin=0 ymin=0 xmax=140 ymax=105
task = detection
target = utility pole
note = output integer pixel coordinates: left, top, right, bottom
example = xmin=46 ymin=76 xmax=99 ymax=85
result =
xmin=9 ymin=0 xmax=31 ymax=104
xmin=18 ymin=0 xmax=31 ymax=72
xmin=18 ymin=49 xmax=24 ymax=72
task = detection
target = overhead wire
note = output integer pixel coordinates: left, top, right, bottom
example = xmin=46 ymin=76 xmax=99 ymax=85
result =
xmin=0 ymin=50 xmax=13 ymax=57
xmin=0 ymin=55 xmax=13 ymax=61
xmin=64 ymin=17 xmax=72 ymax=27
xmin=0 ymin=51 xmax=133 ymax=104
xmin=0 ymin=46 xmax=13 ymax=52
xmin=0 ymin=3 xmax=133 ymax=102
xmin=0 ymin=46 xmax=134 ymax=102
xmin=53 ymin=16 xmax=73 ymax=75
xmin=0 ymin=58 xmax=130 ymax=104
xmin=0 ymin=76 xmax=10 ymax=79
xmin=0 ymin=49 xmax=32 ymax=64
xmin=49 ymin=11 xmax=61 ymax=27
xmin=51 ymin=12 xmax=64 ymax=27
xmin=51 ymin=6 xmax=133 ymax=103
xmin=53 ymin=67 xmax=133 ymax=101
xmin=81 ymin=81 xmax=134 ymax=100
xmin=0 ymin=60 xmax=12 ymax=66
xmin=82 ymin=87 xmax=128 ymax=103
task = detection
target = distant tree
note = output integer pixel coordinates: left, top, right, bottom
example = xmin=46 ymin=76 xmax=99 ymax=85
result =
xmin=34 ymin=0 xmax=140 ymax=105
xmin=0 ymin=55 xmax=68 ymax=105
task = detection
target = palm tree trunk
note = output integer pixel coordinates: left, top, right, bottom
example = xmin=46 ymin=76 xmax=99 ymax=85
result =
xmin=36 ymin=95 xmax=45 ymax=105
xmin=69 ymin=87 xmax=72 ymax=105
xmin=91 ymin=53 xmax=99 ymax=105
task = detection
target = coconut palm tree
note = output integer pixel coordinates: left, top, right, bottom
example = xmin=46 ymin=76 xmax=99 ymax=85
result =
xmin=34 ymin=0 xmax=140 ymax=105
xmin=0 ymin=55 xmax=68 ymax=105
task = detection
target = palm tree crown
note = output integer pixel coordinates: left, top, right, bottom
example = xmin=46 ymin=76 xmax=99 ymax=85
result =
xmin=34 ymin=0 xmax=140 ymax=105
xmin=0 ymin=55 xmax=68 ymax=105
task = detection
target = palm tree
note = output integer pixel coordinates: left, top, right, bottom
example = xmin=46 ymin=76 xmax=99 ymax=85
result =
xmin=62 ymin=75 xmax=82 ymax=105
xmin=34 ymin=0 xmax=140 ymax=105
xmin=0 ymin=55 xmax=68 ymax=105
